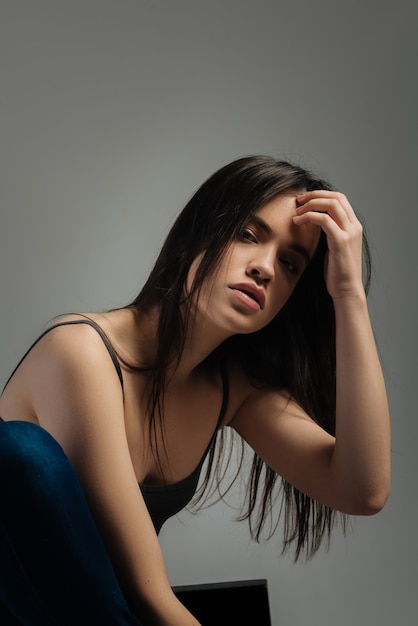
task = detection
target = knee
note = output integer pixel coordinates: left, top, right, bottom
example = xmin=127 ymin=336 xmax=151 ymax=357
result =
xmin=0 ymin=421 xmax=70 ymax=495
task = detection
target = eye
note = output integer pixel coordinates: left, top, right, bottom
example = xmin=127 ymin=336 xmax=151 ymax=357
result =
xmin=279 ymin=257 xmax=300 ymax=275
xmin=240 ymin=228 xmax=258 ymax=243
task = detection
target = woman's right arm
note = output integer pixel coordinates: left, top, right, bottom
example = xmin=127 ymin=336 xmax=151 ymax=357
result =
xmin=26 ymin=323 xmax=201 ymax=626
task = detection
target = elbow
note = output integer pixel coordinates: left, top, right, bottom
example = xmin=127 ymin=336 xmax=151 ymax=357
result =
xmin=358 ymin=494 xmax=388 ymax=516
xmin=366 ymin=474 xmax=392 ymax=515
xmin=369 ymin=485 xmax=391 ymax=514
xmin=349 ymin=483 xmax=391 ymax=516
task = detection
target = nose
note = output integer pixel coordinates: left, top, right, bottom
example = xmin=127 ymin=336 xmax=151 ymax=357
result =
xmin=246 ymin=253 xmax=274 ymax=284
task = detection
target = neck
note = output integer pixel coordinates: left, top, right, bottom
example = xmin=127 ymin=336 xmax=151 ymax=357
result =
xmin=129 ymin=305 xmax=231 ymax=382
xmin=179 ymin=315 xmax=230 ymax=375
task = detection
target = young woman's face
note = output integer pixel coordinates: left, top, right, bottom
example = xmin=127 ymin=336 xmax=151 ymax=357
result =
xmin=188 ymin=193 xmax=321 ymax=336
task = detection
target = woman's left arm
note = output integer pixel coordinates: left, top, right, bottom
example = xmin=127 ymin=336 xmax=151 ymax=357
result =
xmin=231 ymin=191 xmax=391 ymax=514
xmin=294 ymin=190 xmax=391 ymax=512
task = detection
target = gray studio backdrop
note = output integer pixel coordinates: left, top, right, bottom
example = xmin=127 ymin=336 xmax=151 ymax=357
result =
xmin=1 ymin=1 xmax=417 ymax=625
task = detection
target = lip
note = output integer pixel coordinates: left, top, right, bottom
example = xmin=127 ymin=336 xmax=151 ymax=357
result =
xmin=229 ymin=283 xmax=266 ymax=309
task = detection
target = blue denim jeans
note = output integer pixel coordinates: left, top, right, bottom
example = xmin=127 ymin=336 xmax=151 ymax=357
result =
xmin=0 ymin=421 xmax=143 ymax=625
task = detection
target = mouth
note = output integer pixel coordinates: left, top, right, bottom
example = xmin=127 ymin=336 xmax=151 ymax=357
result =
xmin=229 ymin=283 xmax=265 ymax=309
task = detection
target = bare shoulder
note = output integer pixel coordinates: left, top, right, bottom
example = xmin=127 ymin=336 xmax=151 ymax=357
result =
xmin=228 ymin=373 xmax=296 ymax=428
xmin=224 ymin=359 xmax=295 ymax=428
xmin=28 ymin=314 xmax=121 ymax=377
xmin=28 ymin=310 xmax=129 ymax=376
xmin=226 ymin=356 xmax=320 ymax=442
xmin=24 ymin=316 xmax=123 ymax=423
xmin=227 ymin=368 xmax=339 ymax=507
xmin=0 ymin=314 xmax=110 ymax=419
xmin=36 ymin=316 xmax=124 ymax=390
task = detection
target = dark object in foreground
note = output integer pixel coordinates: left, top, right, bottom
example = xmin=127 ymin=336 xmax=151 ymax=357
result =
xmin=173 ymin=578 xmax=272 ymax=625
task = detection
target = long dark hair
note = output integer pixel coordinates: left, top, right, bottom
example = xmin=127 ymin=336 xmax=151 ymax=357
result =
xmin=129 ymin=155 xmax=371 ymax=560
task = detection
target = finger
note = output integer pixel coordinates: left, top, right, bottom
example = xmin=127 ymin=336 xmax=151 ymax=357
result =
xmin=293 ymin=209 xmax=363 ymax=255
xmin=295 ymin=197 xmax=351 ymax=230
xmin=293 ymin=211 xmax=344 ymax=242
xmin=296 ymin=189 xmax=357 ymax=222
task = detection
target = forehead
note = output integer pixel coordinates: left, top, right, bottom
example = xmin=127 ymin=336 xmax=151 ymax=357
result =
xmin=254 ymin=193 xmax=321 ymax=257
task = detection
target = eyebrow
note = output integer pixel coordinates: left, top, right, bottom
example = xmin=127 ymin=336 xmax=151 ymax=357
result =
xmin=251 ymin=214 xmax=273 ymax=235
xmin=249 ymin=215 xmax=312 ymax=266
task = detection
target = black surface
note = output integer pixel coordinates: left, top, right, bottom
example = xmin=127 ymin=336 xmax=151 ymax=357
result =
xmin=173 ymin=578 xmax=272 ymax=625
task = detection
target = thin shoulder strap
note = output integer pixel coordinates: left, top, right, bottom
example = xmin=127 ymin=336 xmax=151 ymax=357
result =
xmin=217 ymin=359 xmax=230 ymax=429
xmin=199 ymin=360 xmax=229 ymax=460
xmin=2 ymin=319 xmax=124 ymax=393
xmin=195 ymin=360 xmax=230 ymax=474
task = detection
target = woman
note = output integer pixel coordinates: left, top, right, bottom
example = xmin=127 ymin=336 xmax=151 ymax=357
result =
xmin=0 ymin=155 xmax=391 ymax=625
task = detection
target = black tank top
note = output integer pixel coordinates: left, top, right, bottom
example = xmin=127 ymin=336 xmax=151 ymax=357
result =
xmin=0 ymin=318 xmax=229 ymax=533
